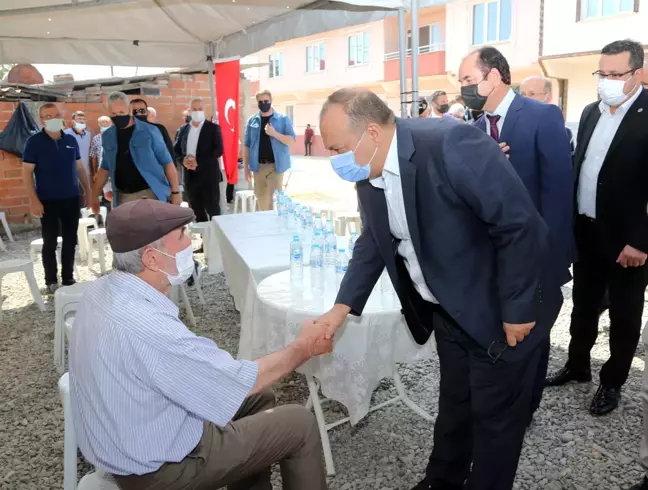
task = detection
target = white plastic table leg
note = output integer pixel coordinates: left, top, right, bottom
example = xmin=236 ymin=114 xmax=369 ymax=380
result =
xmin=306 ymin=375 xmax=336 ymax=476
xmin=0 ymin=213 xmax=14 ymax=242
xmin=54 ymin=303 xmax=65 ymax=374
xmin=87 ymin=238 xmax=94 ymax=271
xmin=97 ymin=234 xmax=106 ymax=274
xmin=179 ymin=284 xmax=197 ymax=328
xmin=0 ymin=276 xmax=3 ymax=323
xmin=24 ymin=266 xmax=46 ymax=311
xmin=0 ymin=234 xmax=6 ymax=252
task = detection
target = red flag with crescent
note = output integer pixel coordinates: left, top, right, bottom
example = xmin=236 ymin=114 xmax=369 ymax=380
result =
xmin=215 ymin=59 xmax=240 ymax=185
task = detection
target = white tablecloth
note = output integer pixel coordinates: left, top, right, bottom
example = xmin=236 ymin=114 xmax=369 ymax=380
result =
xmin=250 ymin=269 xmax=436 ymax=425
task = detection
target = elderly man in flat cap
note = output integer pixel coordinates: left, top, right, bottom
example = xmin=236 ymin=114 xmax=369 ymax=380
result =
xmin=68 ymin=199 xmax=330 ymax=490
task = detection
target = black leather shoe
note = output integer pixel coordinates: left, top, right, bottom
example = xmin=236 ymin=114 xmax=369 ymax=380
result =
xmin=590 ymin=385 xmax=621 ymax=416
xmin=545 ymin=366 xmax=592 ymax=387
xmin=626 ymin=476 xmax=648 ymax=489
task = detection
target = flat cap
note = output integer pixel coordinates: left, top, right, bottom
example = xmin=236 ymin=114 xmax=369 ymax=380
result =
xmin=106 ymin=199 xmax=195 ymax=253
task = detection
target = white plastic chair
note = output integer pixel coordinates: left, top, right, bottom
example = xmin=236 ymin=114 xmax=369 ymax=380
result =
xmin=58 ymin=373 xmax=120 ymax=490
xmin=0 ymin=259 xmax=46 ymax=322
xmin=54 ymin=282 xmax=88 ymax=374
xmin=77 ymin=218 xmax=98 ymax=261
xmin=30 ymin=237 xmax=81 ymax=278
xmin=81 ymin=207 xmax=108 ymax=224
xmin=0 ymin=211 xmax=14 ymax=242
xmin=170 ymin=283 xmax=199 ymax=328
xmin=87 ymin=229 xmax=108 ymax=274
xmin=234 ymin=190 xmax=257 ymax=213
xmin=189 ymin=222 xmax=210 ymax=261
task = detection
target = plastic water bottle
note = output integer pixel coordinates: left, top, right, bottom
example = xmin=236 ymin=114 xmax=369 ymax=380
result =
xmin=324 ymin=219 xmax=335 ymax=235
xmin=348 ymin=231 xmax=358 ymax=255
xmin=290 ymin=235 xmax=303 ymax=281
xmin=310 ymin=242 xmax=323 ymax=289
xmin=324 ymin=231 xmax=337 ymax=268
xmin=313 ymin=215 xmax=324 ymax=235
xmin=272 ymin=190 xmax=279 ymax=214
xmin=277 ymin=192 xmax=285 ymax=217
xmin=335 ymin=248 xmax=349 ymax=281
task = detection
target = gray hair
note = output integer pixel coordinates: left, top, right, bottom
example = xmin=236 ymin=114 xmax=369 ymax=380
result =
xmin=602 ymin=39 xmax=644 ymax=70
xmin=106 ymin=91 xmax=129 ymax=109
xmin=521 ymin=76 xmax=552 ymax=94
xmin=98 ymin=115 xmax=111 ymax=123
xmin=112 ymin=239 xmax=162 ymax=274
xmin=147 ymin=107 xmax=157 ymax=117
xmin=320 ymin=88 xmax=395 ymax=132
xmin=189 ymin=97 xmax=203 ymax=107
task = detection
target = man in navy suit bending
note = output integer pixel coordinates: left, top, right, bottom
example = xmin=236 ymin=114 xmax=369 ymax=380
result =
xmin=316 ymin=88 xmax=553 ymax=490
xmin=459 ymin=47 xmax=574 ymax=419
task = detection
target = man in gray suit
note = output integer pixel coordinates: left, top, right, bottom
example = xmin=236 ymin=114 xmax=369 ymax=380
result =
xmin=317 ymin=88 xmax=555 ymax=490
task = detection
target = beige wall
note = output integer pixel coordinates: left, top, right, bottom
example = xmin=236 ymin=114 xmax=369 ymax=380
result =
xmin=543 ymin=0 xmax=648 ymax=57
xmin=445 ymin=0 xmax=541 ymax=75
xmin=256 ymin=21 xmax=386 ymax=96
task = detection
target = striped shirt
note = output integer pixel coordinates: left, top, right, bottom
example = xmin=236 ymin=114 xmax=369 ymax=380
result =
xmin=69 ymin=271 xmax=258 ymax=476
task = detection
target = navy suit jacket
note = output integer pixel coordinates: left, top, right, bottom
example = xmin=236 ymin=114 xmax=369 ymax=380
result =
xmin=474 ymin=94 xmax=574 ymax=286
xmin=336 ymin=118 xmax=553 ymax=362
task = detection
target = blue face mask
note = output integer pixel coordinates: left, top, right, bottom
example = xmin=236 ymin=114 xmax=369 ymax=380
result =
xmin=329 ymin=131 xmax=377 ymax=182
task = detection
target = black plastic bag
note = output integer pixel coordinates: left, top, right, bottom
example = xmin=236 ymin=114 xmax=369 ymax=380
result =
xmin=0 ymin=101 xmax=39 ymax=158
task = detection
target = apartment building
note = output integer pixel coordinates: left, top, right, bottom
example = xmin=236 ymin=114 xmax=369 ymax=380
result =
xmin=246 ymin=0 xmax=646 ymax=155
xmin=541 ymin=0 xmax=647 ymax=123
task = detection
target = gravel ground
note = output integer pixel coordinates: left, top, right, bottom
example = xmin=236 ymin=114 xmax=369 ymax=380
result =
xmin=1 ymin=228 xmax=647 ymax=490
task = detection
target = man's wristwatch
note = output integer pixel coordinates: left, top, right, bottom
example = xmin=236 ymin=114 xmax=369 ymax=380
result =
xmin=171 ymin=191 xmax=180 ymax=195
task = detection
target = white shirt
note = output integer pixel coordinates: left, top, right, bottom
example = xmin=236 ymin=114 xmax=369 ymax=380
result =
xmin=577 ymin=86 xmax=643 ymax=218
xmin=186 ymin=120 xmax=204 ymax=157
xmin=485 ymin=88 xmax=516 ymax=137
xmin=370 ymin=133 xmax=438 ymax=304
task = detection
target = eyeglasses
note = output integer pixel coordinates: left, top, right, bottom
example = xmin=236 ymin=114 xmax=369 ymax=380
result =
xmin=132 ymin=108 xmax=147 ymax=115
xmin=259 ymin=100 xmax=271 ymax=104
xmin=592 ymin=69 xmax=636 ymax=80
xmin=487 ymin=340 xmax=508 ymax=364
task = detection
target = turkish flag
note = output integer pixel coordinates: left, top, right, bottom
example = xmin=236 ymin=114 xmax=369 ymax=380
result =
xmin=215 ymin=59 xmax=240 ymax=185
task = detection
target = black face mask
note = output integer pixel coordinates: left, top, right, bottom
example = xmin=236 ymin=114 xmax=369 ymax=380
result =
xmin=470 ymin=109 xmax=485 ymax=121
xmin=461 ymin=84 xmax=489 ymax=111
xmin=184 ymin=115 xmax=192 ymax=124
xmin=258 ymin=101 xmax=272 ymax=113
xmin=111 ymin=115 xmax=131 ymax=129
xmin=438 ymin=103 xmax=450 ymax=114
xmin=135 ymin=114 xmax=148 ymax=122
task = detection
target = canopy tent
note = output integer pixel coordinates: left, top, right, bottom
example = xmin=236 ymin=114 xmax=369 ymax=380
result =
xmin=0 ymin=0 xmax=445 ymax=67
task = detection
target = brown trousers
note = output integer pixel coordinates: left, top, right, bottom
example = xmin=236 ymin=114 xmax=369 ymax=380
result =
xmin=114 ymin=391 xmax=327 ymax=490
xmin=116 ymin=188 xmax=157 ymax=207
xmin=253 ymin=165 xmax=284 ymax=211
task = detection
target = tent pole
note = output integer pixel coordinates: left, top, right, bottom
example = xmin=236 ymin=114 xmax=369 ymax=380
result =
xmin=207 ymin=42 xmax=218 ymax=121
xmin=397 ymin=8 xmax=408 ymax=118
xmin=410 ymin=0 xmax=420 ymax=117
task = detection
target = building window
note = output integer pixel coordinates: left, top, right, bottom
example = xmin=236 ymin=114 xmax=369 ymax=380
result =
xmin=472 ymin=0 xmax=512 ymax=45
xmin=306 ymin=43 xmax=326 ymax=72
xmin=269 ymin=53 xmax=284 ymax=78
xmin=408 ymin=24 xmax=443 ymax=53
xmin=348 ymin=32 xmax=370 ymax=66
xmin=285 ymin=105 xmax=294 ymax=123
xmin=582 ymin=0 xmax=634 ymax=18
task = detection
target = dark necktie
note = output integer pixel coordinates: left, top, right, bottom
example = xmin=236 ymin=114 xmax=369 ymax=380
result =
xmin=487 ymin=114 xmax=501 ymax=142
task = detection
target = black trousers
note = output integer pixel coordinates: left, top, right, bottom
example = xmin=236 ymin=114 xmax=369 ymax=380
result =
xmin=567 ymin=215 xmax=647 ymax=388
xmin=226 ymin=183 xmax=235 ymax=204
xmin=40 ymin=197 xmax=80 ymax=285
xmin=187 ymin=180 xmax=221 ymax=223
xmin=424 ymin=311 xmax=541 ymax=490
xmin=304 ymin=141 xmax=312 ymax=156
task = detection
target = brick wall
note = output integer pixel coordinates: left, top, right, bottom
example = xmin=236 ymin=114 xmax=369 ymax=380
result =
xmin=0 ymin=73 xmax=250 ymax=223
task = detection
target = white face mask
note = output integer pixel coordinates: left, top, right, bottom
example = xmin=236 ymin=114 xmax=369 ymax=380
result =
xmin=598 ymin=78 xmax=633 ymax=107
xmin=99 ymin=126 xmax=110 ymax=133
xmin=75 ymin=122 xmax=86 ymax=131
xmin=44 ymin=118 xmax=64 ymax=132
xmin=155 ymin=245 xmax=195 ymax=286
xmin=191 ymin=111 xmax=205 ymax=123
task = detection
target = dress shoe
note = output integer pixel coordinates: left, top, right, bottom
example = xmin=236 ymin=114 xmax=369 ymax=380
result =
xmin=626 ymin=476 xmax=648 ymax=489
xmin=545 ymin=366 xmax=592 ymax=387
xmin=590 ymin=385 xmax=621 ymax=416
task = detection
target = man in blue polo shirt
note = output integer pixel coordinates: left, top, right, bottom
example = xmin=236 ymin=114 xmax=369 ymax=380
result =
xmin=243 ymin=89 xmax=295 ymax=211
xmin=90 ymin=91 xmax=181 ymax=212
xmin=23 ymin=103 xmax=91 ymax=293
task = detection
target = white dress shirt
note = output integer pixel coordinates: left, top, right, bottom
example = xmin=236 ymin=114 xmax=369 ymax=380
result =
xmin=485 ymin=88 xmax=516 ymax=137
xmin=186 ymin=120 xmax=204 ymax=157
xmin=370 ymin=133 xmax=438 ymax=303
xmin=577 ymin=86 xmax=643 ymax=218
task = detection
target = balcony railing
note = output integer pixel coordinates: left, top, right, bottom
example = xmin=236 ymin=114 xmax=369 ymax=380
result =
xmin=384 ymin=43 xmax=445 ymax=61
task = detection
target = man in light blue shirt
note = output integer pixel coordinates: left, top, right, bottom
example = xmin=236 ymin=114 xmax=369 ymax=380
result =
xmin=69 ymin=199 xmax=329 ymax=490
xmin=243 ymin=89 xmax=296 ymax=210
xmin=64 ymin=110 xmax=92 ymax=178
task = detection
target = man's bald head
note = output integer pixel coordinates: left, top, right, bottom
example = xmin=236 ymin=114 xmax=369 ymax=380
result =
xmin=520 ymin=76 xmax=552 ymax=103
xmin=320 ymin=88 xmax=396 ymax=179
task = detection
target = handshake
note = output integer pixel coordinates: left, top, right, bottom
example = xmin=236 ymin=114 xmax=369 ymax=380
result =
xmin=293 ymin=304 xmax=351 ymax=360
